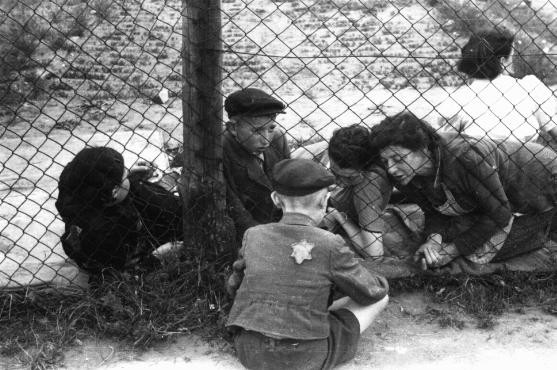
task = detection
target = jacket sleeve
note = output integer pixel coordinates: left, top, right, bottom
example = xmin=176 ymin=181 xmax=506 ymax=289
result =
xmin=77 ymin=216 xmax=135 ymax=272
xmin=329 ymin=240 xmax=389 ymax=305
xmin=225 ymin=181 xmax=259 ymax=238
xmin=222 ymin=150 xmax=259 ymax=238
xmin=449 ymin=150 xmax=512 ymax=255
xmin=226 ymin=230 xmax=249 ymax=296
xmin=131 ymin=180 xmax=183 ymax=243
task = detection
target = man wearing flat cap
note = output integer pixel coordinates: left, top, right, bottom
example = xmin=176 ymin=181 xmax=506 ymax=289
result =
xmin=226 ymin=158 xmax=389 ymax=370
xmin=223 ymin=88 xmax=291 ymax=239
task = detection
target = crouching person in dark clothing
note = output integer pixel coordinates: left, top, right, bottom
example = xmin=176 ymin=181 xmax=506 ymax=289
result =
xmin=55 ymin=147 xmax=182 ymax=277
xmin=226 ymin=159 xmax=389 ymax=370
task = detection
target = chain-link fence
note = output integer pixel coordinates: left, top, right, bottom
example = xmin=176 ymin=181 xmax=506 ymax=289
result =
xmin=2 ymin=0 xmax=557 ymax=290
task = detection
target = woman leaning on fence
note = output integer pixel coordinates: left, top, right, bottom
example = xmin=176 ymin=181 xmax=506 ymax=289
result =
xmin=435 ymin=26 xmax=557 ymax=149
xmin=55 ymin=147 xmax=183 ymax=277
xmin=370 ymin=111 xmax=557 ymax=269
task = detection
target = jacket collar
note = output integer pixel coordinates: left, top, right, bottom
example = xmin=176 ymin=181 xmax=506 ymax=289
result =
xmin=224 ymin=131 xmax=273 ymax=189
xmin=280 ymin=212 xmax=318 ymax=227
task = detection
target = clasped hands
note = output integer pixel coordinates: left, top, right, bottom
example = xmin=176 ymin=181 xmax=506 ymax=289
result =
xmin=414 ymin=233 xmax=458 ymax=270
xmin=319 ymin=207 xmax=347 ymax=232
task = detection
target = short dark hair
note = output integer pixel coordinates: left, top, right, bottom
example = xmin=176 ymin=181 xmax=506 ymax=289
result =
xmin=369 ymin=111 xmax=440 ymax=153
xmin=56 ymin=147 xmax=125 ymax=219
xmin=328 ymin=124 xmax=378 ymax=170
xmin=457 ymin=26 xmax=515 ymax=80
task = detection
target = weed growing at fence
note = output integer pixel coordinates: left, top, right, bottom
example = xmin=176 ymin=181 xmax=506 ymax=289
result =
xmin=2 ymin=266 xmax=556 ymax=368
xmin=390 ymin=271 xmax=557 ymax=329
xmin=0 ymin=256 xmax=232 ymax=369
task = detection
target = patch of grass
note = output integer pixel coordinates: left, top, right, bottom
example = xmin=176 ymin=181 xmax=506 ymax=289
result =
xmin=425 ymin=307 xmax=466 ymax=330
xmin=390 ymin=271 xmax=557 ymax=329
xmin=0 ymin=255 xmax=233 ymax=369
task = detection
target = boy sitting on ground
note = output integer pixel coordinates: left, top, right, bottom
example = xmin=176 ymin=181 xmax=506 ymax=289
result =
xmin=226 ymin=158 xmax=389 ymax=370
xmin=223 ymin=88 xmax=290 ymax=238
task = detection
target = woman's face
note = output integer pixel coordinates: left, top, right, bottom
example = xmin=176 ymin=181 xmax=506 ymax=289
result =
xmin=380 ymin=145 xmax=432 ymax=185
xmin=330 ymin=159 xmax=362 ymax=187
xmin=109 ymin=168 xmax=130 ymax=205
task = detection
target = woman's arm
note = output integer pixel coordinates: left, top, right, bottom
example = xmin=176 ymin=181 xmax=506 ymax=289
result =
xmin=326 ymin=169 xmax=392 ymax=259
xmin=448 ymin=148 xmax=513 ymax=256
xmin=326 ymin=208 xmax=384 ymax=259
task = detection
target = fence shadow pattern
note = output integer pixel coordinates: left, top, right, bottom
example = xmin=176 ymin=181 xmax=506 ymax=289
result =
xmin=1 ymin=0 xmax=557 ymax=289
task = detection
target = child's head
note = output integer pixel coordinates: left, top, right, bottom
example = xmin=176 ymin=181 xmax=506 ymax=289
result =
xmin=328 ymin=125 xmax=379 ymax=187
xmin=271 ymin=159 xmax=335 ymax=223
xmin=225 ymin=88 xmax=286 ymax=154
xmin=57 ymin=147 xmax=130 ymax=215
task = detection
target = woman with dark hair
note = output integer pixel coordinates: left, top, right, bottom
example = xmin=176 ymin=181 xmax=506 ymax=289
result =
xmin=370 ymin=111 xmax=557 ymax=269
xmin=436 ymin=26 xmax=557 ymax=146
xmin=324 ymin=125 xmax=423 ymax=259
xmin=56 ymin=147 xmax=183 ymax=275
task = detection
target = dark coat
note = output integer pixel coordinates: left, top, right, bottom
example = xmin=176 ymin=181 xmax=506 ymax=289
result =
xmin=397 ymin=134 xmax=557 ymax=255
xmin=56 ymin=175 xmax=183 ymax=273
xmin=223 ymin=130 xmax=290 ymax=237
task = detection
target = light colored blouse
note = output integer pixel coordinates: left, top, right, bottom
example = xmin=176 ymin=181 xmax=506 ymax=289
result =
xmin=436 ymin=75 xmax=557 ymax=142
xmin=330 ymin=166 xmax=392 ymax=233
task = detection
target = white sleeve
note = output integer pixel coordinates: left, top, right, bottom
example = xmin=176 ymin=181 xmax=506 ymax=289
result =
xmin=524 ymin=75 xmax=557 ymax=131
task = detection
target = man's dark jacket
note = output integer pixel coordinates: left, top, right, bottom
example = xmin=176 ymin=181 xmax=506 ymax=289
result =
xmin=223 ymin=130 xmax=290 ymax=238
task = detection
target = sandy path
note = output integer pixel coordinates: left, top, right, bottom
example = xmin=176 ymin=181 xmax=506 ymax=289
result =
xmin=48 ymin=291 xmax=557 ymax=370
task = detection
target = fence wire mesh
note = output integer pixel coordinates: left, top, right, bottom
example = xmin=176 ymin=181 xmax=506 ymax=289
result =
xmin=2 ymin=0 xmax=557 ymax=290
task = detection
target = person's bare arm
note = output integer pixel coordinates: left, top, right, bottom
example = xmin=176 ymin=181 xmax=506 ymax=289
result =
xmin=324 ymin=208 xmax=383 ymax=259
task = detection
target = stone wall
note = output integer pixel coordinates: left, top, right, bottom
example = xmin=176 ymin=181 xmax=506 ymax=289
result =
xmin=52 ymin=0 xmax=464 ymax=102
xmin=3 ymin=0 xmax=556 ymax=105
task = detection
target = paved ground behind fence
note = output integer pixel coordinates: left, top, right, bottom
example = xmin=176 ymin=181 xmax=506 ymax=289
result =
xmin=0 ymin=125 xmax=170 ymax=288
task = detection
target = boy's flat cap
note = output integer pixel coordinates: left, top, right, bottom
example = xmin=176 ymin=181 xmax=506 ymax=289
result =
xmin=225 ymin=88 xmax=286 ymax=118
xmin=272 ymin=159 xmax=335 ymax=196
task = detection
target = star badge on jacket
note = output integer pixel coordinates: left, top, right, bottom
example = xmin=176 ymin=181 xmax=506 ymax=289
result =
xmin=290 ymin=239 xmax=315 ymax=264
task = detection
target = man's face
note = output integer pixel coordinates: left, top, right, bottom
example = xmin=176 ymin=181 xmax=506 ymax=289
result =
xmin=380 ymin=145 xmax=429 ymax=186
xmin=231 ymin=115 xmax=278 ymax=154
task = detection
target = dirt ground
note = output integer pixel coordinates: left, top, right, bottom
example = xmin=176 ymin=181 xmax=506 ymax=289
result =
xmin=40 ymin=291 xmax=555 ymax=370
